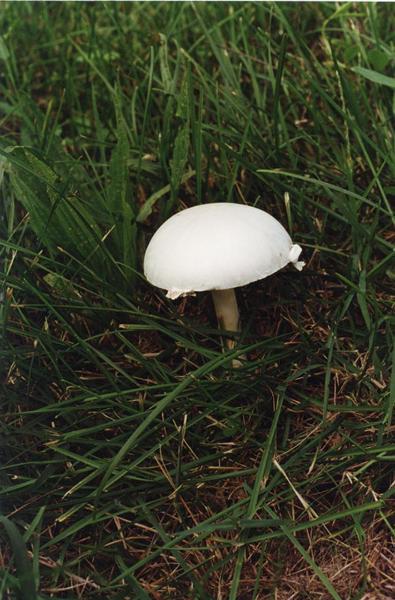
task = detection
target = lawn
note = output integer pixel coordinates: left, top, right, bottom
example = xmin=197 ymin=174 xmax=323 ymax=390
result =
xmin=1 ymin=2 xmax=394 ymax=599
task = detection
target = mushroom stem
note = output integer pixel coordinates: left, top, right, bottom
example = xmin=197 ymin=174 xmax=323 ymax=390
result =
xmin=211 ymin=288 xmax=243 ymax=366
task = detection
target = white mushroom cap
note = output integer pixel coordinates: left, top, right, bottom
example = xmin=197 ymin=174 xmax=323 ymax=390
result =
xmin=144 ymin=203 xmax=305 ymax=299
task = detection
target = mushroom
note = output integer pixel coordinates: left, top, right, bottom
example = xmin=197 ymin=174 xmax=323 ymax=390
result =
xmin=144 ymin=203 xmax=304 ymax=364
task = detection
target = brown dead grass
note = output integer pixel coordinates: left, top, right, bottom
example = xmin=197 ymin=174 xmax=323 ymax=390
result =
xmin=130 ymin=520 xmax=395 ymax=599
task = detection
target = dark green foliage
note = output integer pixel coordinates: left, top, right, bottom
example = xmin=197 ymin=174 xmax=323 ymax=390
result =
xmin=1 ymin=2 xmax=394 ymax=598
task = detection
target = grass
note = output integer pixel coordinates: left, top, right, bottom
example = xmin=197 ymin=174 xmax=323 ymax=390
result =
xmin=1 ymin=1 xmax=394 ymax=598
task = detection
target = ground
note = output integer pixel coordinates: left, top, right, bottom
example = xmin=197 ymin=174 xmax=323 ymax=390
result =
xmin=1 ymin=2 xmax=394 ymax=599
